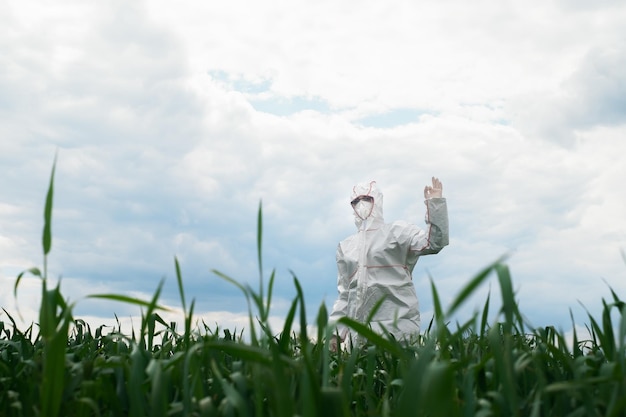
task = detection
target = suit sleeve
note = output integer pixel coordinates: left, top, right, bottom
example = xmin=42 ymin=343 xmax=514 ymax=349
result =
xmin=410 ymin=197 xmax=449 ymax=255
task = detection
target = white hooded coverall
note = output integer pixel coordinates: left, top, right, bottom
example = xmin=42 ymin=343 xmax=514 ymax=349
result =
xmin=329 ymin=181 xmax=449 ymax=341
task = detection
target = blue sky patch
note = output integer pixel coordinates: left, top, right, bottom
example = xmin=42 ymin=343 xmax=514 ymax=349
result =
xmin=250 ymin=96 xmax=331 ymax=116
xmin=357 ymin=108 xmax=430 ymax=128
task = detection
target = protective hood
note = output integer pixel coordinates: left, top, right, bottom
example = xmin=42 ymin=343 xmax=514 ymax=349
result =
xmin=351 ymin=181 xmax=384 ymax=229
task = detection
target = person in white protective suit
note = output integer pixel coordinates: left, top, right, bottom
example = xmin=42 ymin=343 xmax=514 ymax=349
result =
xmin=329 ymin=177 xmax=449 ymax=349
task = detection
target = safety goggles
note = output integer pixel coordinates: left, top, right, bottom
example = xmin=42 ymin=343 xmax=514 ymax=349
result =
xmin=350 ymin=195 xmax=374 ymax=207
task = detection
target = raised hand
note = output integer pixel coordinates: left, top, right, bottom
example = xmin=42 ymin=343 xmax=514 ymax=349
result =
xmin=424 ymin=177 xmax=443 ymax=199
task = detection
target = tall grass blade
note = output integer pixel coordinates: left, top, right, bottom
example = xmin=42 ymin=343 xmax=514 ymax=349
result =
xmin=146 ymin=359 xmax=167 ymax=417
xmin=87 ymin=293 xmax=171 ymax=311
xmin=127 ymin=344 xmax=148 ymax=417
xmin=278 ymin=296 xmax=298 ymax=354
xmin=140 ymin=279 xmax=165 ymax=350
xmin=430 ymin=277 xmax=445 ymax=331
xmin=257 ymin=201 xmax=264 ymax=300
xmin=14 ymin=267 xmax=42 ymax=297
xmin=174 ymin=257 xmax=186 ymax=312
xmin=495 ymin=262 xmax=518 ymax=333
xmin=293 ymin=274 xmax=309 ymax=345
xmin=601 ymin=299 xmax=616 ymax=360
xmin=263 ymin=268 xmax=276 ymax=322
xmin=479 ymin=290 xmax=491 ymax=336
xmin=40 ymin=284 xmax=73 ymax=417
xmin=337 ymin=317 xmax=406 ymax=358
xmin=43 ymin=153 xmax=57 ymax=257
xmin=174 ymin=257 xmax=194 ymax=347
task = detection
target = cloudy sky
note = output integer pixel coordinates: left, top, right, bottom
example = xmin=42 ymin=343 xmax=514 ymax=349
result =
xmin=1 ymin=0 xmax=625 ymax=338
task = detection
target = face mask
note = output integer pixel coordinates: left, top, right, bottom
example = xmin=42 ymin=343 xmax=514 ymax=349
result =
xmin=353 ymin=200 xmax=374 ymax=219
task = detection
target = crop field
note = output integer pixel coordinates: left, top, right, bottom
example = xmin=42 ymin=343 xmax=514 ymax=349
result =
xmin=2 ymin=160 xmax=626 ymax=416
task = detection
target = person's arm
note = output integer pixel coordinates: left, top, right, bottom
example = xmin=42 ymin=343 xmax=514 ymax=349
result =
xmin=411 ymin=177 xmax=449 ymax=254
xmin=329 ymin=280 xmax=348 ymax=322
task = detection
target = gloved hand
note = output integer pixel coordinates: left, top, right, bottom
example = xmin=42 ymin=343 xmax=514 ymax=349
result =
xmin=329 ymin=335 xmax=340 ymax=353
xmin=424 ymin=177 xmax=443 ymax=199
xmin=329 ymin=329 xmax=348 ymax=352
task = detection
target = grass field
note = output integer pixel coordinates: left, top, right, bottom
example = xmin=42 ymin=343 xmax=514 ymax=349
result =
xmin=2 ymin=159 xmax=625 ymax=417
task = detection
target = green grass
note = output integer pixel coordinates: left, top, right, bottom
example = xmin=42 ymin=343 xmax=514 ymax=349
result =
xmin=2 ymin=157 xmax=626 ymax=416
